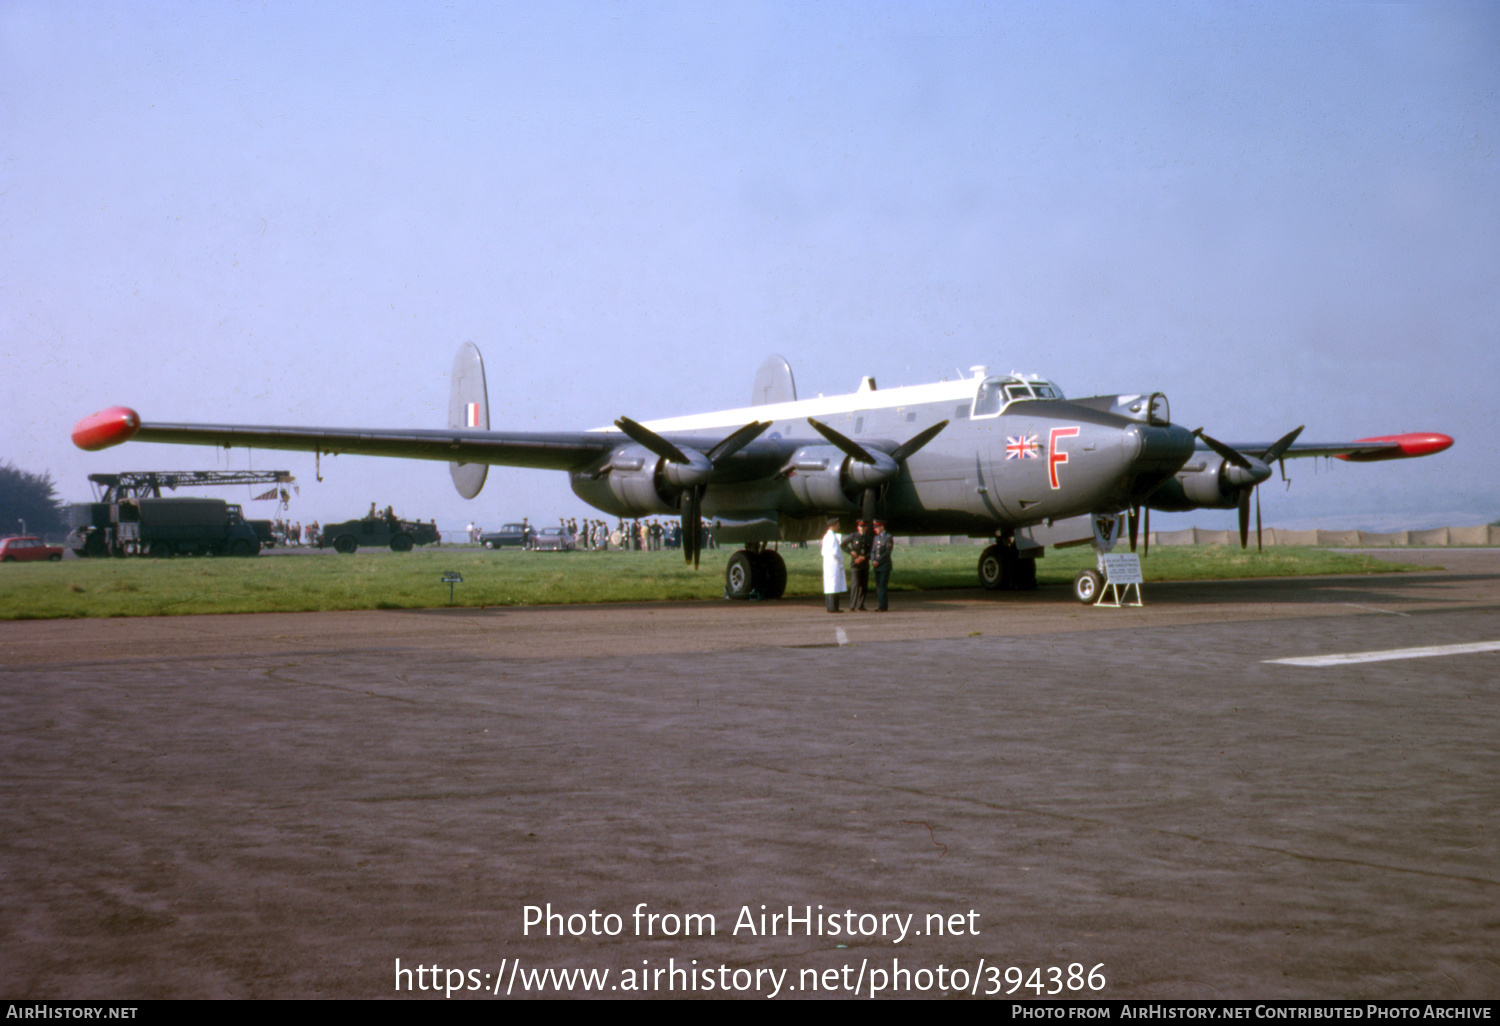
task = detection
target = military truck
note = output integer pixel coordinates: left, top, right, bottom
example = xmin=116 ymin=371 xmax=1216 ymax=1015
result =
xmin=317 ymin=515 xmax=440 ymax=553
xmin=68 ymin=497 xmax=262 ymax=557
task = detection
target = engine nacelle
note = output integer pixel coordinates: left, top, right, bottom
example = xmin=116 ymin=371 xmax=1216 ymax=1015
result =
xmin=784 ymin=446 xmax=859 ymax=511
xmin=568 ymin=446 xmax=680 ymax=517
xmin=1148 ymin=455 xmax=1239 ymax=511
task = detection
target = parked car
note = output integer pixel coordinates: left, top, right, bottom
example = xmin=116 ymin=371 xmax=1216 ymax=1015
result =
xmin=480 ymin=523 xmax=533 ymax=550
xmin=0 ymin=536 xmax=64 ymax=562
xmin=532 ymin=526 xmax=575 ymax=552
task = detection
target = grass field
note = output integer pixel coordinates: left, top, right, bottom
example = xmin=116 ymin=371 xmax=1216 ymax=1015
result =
xmin=0 ymin=544 xmax=1415 ymax=620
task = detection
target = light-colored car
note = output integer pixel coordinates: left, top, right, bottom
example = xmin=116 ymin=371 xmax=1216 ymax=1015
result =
xmin=532 ymin=526 xmax=575 ymax=551
xmin=0 ymin=536 xmax=64 ymax=562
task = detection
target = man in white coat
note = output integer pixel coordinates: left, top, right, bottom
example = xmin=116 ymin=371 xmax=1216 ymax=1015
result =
xmin=821 ymin=518 xmax=847 ymax=613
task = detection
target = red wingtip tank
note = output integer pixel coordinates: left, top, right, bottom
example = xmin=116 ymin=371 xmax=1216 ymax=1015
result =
xmin=1336 ymin=432 xmax=1454 ymax=463
xmin=71 ymin=407 xmax=142 ymax=451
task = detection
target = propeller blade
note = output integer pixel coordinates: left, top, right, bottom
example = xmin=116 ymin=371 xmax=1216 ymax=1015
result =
xmin=1129 ymin=507 xmax=1139 ymax=552
xmin=680 ymin=487 xmax=702 ymax=569
xmin=692 ymin=489 xmax=702 ymax=570
xmin=1261 ymin=425 xmax=1305 ymax=463
xmin=615 ymin=416 xmax=690 ymax=464
xmin=862 ymin=488 xmax=877 ymax=525
xmin=1256 ymin=485 xmax=1264 ymax=553
xmin=1194 ymin=429 xmax=1254 ymax=470
xmin=890 ymin=419 xmax=950 ymax=463
xmin=806 ymin=418 xmax=877 ymax=464
xmin=1238 ymin=489 xmax=1251 ymax=549
xmin=707 ymin=420 xmax=771 ymax=464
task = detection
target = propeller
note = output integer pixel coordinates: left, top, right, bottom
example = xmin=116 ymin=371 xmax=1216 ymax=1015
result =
xmin=614 ymin=416 xmax=770 ymax=569
xmin=806 ymin=417 xmax=949 ymax=522
xmin=1194 ymin=426 xmax=1304 ymax=551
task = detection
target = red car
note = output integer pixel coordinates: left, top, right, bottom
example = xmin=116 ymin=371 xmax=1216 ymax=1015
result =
xmin=0 ymin=536 xmax=64 ymax=562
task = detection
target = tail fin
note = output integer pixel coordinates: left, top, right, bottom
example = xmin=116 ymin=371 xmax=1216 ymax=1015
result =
xmin=448 ymin=342 xmax=489 ymax=499
xmin=751 ymin=354 xmax=797 ymax=406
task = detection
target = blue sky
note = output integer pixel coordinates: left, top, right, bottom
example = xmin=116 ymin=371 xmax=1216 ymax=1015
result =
xmin=3 ymin=1 xmax=1496 ymax=534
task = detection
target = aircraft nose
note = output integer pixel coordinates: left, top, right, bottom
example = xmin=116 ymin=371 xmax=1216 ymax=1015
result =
xmin=1125 ymin=422 xmax=1196 ymax=500
xmin=1129 ymin=422 xmax=1196 ymax=473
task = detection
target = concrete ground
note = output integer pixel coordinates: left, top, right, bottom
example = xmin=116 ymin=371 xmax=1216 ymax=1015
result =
xmin=2 ymin=551 xmax=1497 ymax=999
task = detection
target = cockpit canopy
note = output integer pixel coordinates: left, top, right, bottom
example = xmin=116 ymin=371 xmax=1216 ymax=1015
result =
xmin=973 ymin=374 xmax=1064 ymax=418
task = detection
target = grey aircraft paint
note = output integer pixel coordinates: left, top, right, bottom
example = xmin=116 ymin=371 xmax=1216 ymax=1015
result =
xmin=71 ymin=345 xmax=1451 ymax=601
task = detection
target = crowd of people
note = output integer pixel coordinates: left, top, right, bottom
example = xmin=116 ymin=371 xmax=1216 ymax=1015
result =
xmin=463 ymin=516 xmax=720 ymax=552
xmin=266 ymin=518 xmax=310 ymax=547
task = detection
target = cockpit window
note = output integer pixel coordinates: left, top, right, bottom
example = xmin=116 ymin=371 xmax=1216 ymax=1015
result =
xmin=973 ymin=380 xmax=1004 ymax=418
xmin=975 ymin=376 xmax=1063 ymax=418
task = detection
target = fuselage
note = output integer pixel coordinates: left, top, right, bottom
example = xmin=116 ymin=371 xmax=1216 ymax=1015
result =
xmin=571 ymin=369 xmax=1196 ymax=540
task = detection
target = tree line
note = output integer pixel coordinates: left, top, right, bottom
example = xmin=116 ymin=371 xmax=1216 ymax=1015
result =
xmin=0 ymin=461 xmax=70 ymax=537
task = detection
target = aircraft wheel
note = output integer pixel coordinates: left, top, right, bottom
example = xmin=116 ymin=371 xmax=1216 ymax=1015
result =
xmin=977 ymin=544 xmax=1007 ymax=590
xmin=757 ymin=550 xmax=787 ymax=600
xmin=725 ymin=551 xmax=757 ymax=600
xmin=334 ymin=534 xmax=358 ymax=555
xmin=1073 ymin=569 xmax=1103 ymax=605
xmin=390 ymin=533 xmax=414 ymax=552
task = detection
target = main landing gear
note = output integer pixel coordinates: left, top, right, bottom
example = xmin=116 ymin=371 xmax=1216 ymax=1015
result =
xmin=977 ymin=530 xmax=1038 ymax=592
xmin=723 ymin=544 xmax=787 ymax=600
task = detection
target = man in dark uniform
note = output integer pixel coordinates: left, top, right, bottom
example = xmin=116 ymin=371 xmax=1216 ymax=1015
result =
xmin=841 ymin=519 xmax=872 ymax=611
xmin=870 ymin=519 xmax=894 ymax=611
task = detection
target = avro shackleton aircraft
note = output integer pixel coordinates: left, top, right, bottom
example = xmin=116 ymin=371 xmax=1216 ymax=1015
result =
xmin=73 ymin=344 xmax=1451 ymax=603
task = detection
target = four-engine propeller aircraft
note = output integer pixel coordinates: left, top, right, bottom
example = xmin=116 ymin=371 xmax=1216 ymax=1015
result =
xmin=72 ymin=344 xmax=1452 ymax=603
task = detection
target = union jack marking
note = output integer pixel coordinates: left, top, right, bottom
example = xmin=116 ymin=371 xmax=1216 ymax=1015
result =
xmin=1005 ymin=434 xmax=1040 ymax=460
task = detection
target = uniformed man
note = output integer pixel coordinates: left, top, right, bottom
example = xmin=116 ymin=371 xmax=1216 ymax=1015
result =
xmin=841 ymin=519 xmax=872 ymax=611
xmin=870 ymin=519 xmax=894 ymax=611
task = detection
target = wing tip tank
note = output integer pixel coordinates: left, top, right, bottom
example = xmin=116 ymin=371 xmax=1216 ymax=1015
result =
xmin=1337 ymin=432 xmax=1454 ymax=462
xmin=72 ymin=407 xmax=142 ymax=451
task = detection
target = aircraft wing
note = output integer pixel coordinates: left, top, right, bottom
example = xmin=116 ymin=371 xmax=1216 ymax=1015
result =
xmin=1206 ymin=432 xmax=1452 ymax=463
xmin=72 ymin=407 xmax=616 ymax=471
xmin=70 ymin=405 xmax=805 ymax=475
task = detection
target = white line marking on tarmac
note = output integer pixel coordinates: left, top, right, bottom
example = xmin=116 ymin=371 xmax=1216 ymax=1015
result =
xmin=1341 ymin=602 xmax=1411 ymax=617
xmin=1265 ymin=640 xmax=1500 ymax=667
